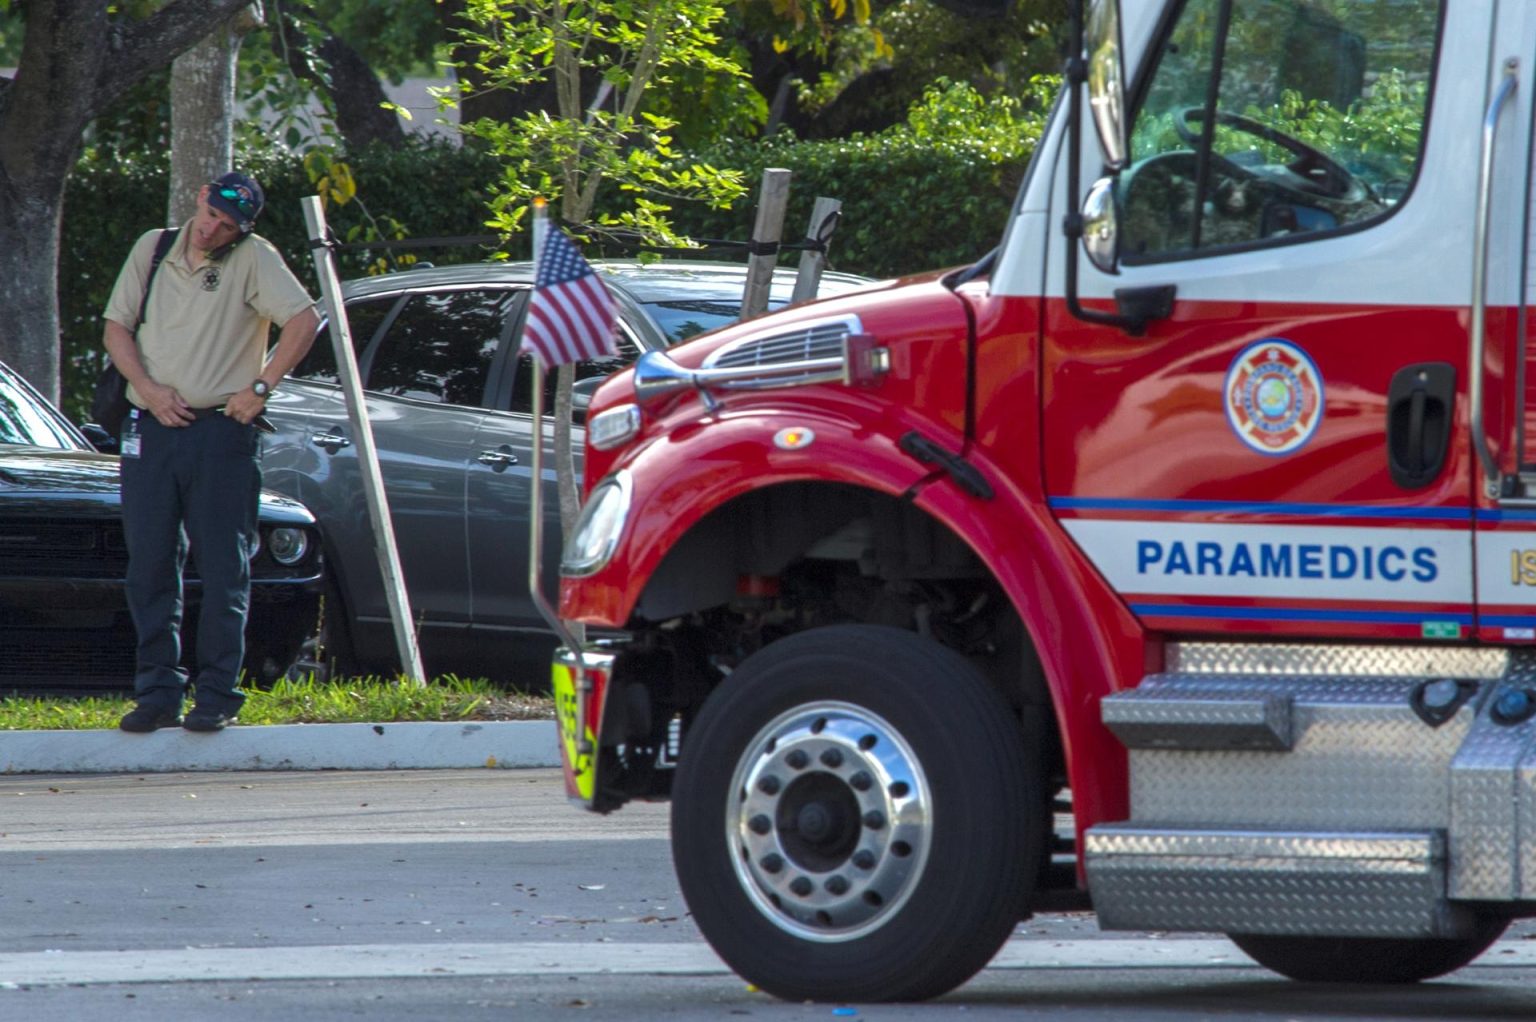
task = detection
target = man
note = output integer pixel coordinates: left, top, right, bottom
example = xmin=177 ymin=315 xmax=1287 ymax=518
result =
xmin=103 ymin=171 xmax=319 ymax=733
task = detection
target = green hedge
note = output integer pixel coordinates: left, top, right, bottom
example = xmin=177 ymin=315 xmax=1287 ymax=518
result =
xmin=650 ymin=133 xmax=1028 ymax=279
xmin=59 ymin=130 xmax=1032 ymax=418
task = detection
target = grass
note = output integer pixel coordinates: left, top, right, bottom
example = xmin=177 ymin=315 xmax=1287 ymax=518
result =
xmin=0 ymin=675 xmax=554 ymax=731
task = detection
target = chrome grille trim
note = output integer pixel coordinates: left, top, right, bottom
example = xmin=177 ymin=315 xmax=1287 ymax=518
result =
xmin=705 ymin=315 xmax=861 ymax=371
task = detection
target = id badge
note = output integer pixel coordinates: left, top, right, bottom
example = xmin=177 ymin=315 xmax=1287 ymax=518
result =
xmin=120 ymin=411 xmax=142 ymax=459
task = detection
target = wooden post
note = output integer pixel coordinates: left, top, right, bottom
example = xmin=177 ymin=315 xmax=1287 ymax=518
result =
xmin=740 ymin=168 xmax=792 ymax=319
xmin=302 ymin=196 xmax=426 ymax=686
xmin=791 ymin=196 xmax=842 ymax=305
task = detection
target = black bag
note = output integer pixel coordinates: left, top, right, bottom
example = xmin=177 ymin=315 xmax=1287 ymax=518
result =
xmin=90 ymin=364 xmax=131 ymax=437
xmin=92 ymin=227 xmax=180 ymax=436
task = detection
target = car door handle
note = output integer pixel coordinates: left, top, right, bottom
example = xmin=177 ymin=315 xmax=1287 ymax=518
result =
xmin=311 ymin=431 xmax=351 ymax=453
xmin=476 ymin=446 xmax=519 ymax=471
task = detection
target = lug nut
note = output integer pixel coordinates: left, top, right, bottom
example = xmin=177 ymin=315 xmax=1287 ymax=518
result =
xmin=749 ymin=814 xmax=772 ymax=835
xmin=820 ymin=748 xmax=844 ymax=768
xmin=862 ymin=810 xmax=886 ymax=830
xmin=825 ymin=875 xmax=850 ymax=895
xmin=760 ymin=853 xmax=784 ymax=874
xmin=756 ymin=775 xmax=782 ymax=795
xmin=790 ymin=877 xmax=814 ymax=897
xmin=852 ymin=850 xmax=876 ymax=870
xmin=786 ymin=749 xmax=810 ymax=770
xmin=849 ymin=771 xmax=873 ymax=791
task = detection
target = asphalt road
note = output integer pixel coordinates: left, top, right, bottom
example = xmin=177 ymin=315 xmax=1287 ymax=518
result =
xmin=1 ymin=769 xmax=1534 ymax=1021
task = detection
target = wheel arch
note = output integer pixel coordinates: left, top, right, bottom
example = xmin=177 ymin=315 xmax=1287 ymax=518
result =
xmin=621 ymin=470 xmax=1140 ymax=841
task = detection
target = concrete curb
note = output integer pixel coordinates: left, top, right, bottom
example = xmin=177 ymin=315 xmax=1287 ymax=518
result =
xmin=0 ymin=720 xmax=560 ymax=774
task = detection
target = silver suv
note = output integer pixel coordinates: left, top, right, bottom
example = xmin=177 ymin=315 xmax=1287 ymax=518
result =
xmin=260 ymin=260 xmax=872 ymax=682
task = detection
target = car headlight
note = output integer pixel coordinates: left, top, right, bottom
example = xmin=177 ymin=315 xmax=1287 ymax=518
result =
xmin=562 ymin=471 xmax=632 ymax=577
xmin=265 ymin=527 xmax=312 ymax=566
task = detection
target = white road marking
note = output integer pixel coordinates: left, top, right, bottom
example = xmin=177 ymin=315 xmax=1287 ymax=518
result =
xmin=0 ymin=939 xmax=1532 ymax=988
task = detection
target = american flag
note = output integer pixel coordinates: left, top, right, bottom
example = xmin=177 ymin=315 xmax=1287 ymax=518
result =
xmin=519 ymin=227 xmax=618 ymax=366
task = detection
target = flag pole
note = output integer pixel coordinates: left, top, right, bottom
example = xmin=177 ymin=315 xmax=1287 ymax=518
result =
xmin=524 ymin=200 xmax=593 ymax=754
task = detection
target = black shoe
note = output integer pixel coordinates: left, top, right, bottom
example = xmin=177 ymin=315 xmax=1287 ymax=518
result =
xmin=182 ymin=705 xmax=237 ymax=732
xmin=119 ymin=704 xmax=182 ymax=733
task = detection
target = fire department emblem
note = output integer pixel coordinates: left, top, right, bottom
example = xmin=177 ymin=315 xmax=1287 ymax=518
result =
xmin=1224 ymin=339 xmax=1323 ymax=455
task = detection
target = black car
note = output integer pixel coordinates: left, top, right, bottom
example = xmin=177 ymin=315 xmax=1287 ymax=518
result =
xmin=258 ymin=260 xmax=873 ymax=682
xmin=0 ymin=359 xmax=323 ymax=690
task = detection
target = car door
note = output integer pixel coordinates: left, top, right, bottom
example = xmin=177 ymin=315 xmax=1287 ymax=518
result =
xmin=467 ymin=318 xmax=643 ymax=642
xmin=288 ymin=286 xmax=518 ymax=653
xmin=1032 ymin=0 xmax=1482 ymax=643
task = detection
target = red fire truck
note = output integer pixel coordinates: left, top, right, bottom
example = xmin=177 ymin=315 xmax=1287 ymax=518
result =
xmin=546 ymin=0 xmax=1536 ymax=1002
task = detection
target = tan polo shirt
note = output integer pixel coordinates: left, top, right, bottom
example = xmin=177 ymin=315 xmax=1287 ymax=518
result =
xmin=103 ymin=223 xmax=316 ymax=409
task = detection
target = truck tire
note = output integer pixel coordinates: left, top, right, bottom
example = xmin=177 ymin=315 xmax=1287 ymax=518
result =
xmin=670 ymin=624 xmax=1043 ymax=1002
xmin=1228 ymin=917 xmax=1508 ymax=983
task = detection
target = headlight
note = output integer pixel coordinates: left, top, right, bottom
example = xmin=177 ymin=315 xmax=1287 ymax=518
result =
xmin=588 ymin=403 xmax=641 ymax=451
xmin=562 ymin=471 xmax=632 ymax=577
xmin=265 ymin=527 xmax=312 ymax=566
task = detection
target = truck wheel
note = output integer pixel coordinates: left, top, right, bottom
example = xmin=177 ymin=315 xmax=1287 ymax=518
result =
xmin=1228 ymin=917 xmax=1508 ymax=983
xmin=670 ymin=625 xmax=1043 ymax=1002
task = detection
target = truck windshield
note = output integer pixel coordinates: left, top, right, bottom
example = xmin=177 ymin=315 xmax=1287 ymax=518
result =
xmin=1120 ymin=0 xmax=1441 ymax=261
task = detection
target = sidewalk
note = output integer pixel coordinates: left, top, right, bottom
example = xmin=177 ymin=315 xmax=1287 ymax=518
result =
xmin=0 ymin=720 xmax=560 ymax=774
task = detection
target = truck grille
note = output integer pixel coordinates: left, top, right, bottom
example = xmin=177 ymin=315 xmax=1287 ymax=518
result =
xmin=704 ymin=315 xmax=863 ymax=383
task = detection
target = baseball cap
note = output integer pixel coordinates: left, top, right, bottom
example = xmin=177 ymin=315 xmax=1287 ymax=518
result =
xmin=208 ymin=171 xmax=264 ymax=233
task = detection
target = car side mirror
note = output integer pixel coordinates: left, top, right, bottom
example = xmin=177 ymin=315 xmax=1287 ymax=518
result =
xmin=78 ymin=421 xmax=120 ymax=454
xmin=572 ymin=376 xmax=605 ymax=418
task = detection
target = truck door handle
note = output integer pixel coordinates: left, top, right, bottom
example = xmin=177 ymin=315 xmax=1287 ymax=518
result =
xmin=310 ymin=431 xmax=351 ymax=453
xmin=1386 ymin=363 xmax=1454 ymax=489
xmin=476 ymin=445 xmax=520 ymax=471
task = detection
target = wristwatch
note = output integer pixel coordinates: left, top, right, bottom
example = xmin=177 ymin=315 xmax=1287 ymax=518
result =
xmin=251 ymin=379 xmax=273 ymax=398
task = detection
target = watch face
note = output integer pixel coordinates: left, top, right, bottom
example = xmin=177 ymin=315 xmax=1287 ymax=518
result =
xmin=253 ymin=380 xmax=270 ymax=397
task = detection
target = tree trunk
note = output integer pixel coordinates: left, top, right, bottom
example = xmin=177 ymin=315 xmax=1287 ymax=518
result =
xmin=269 ymin=1 xmax=405 ymax=151
xmin=0 ymin=0 xmax=256 ymax=404
xmin=0 ymin=182 xmax=70 ymax=405
xmin=170 ymin=6 xmax=264 ymax=225
xmin=320 ymin=34 xmax=407 ymax=150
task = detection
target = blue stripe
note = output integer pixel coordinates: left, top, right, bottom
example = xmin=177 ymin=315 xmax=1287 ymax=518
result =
xmin=1478 ymin=615 xmax=1536 ymax=627
xmin=1129 ymin=603 xmax=1474 ymax=626
xmin=1049 ymin=496 xmax=1469 ymax=521
xmin=1476 ymin=508 xmax=1536 ymax=523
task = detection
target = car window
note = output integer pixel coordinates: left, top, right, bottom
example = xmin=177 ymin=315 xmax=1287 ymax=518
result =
xmin=641 ymin=299 xmax=796 ymax=344
xmin=0 ymin=368 xmax=79 ymax=450
xmin=365 ymin=289 xmax=522 ymax=407
xmin=294 ymin=295 xmax=398 ymax=384
xmin=508 ymin=330 xmax=642 ymax=416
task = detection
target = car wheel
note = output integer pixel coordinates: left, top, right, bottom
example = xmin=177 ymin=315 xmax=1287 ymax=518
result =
xmin=313 ymin=568 xmax=358 ymax=683
xmin=1228 ymin=917 xmax=1509 ymax=983
xmin=670 ymin=624 xmax=1044 ymax=1002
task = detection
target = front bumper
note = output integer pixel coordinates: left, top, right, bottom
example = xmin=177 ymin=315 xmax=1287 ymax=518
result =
xmin=552 ymin=645 xmax=616 ymax=809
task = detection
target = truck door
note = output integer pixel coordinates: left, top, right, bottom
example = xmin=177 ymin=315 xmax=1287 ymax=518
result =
xmin=1039 ymin=0 xmax=1492 ymax=642
xmin=1471 ymin=3 xmax=1536 ymax=643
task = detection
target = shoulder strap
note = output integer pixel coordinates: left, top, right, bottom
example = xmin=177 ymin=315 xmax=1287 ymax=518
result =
xmin=135 ymin=227 xmax=180 ymax=332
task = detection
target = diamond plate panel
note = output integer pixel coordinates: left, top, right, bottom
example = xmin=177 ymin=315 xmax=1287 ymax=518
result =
xmin=1085 ymin=826 xmax=1454 ymax=937
xmin=1102 ymin=689 xmax=1292 ymax=750
xmin=1522 ymin=746 xmax=1536 ymax=899
xmin=1448 ymin=690 xmax=1536 ymax=899
xmin=1168 ymin=643 xmax=1508 ymax=679
xmin=1125 ymin=676 xmax=1473 ymax=829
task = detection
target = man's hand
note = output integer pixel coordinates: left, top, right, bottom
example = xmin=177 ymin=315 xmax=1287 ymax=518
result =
xmin=141 ymin=381 xmax=194 ymax=427
xmin=223 ymin=386 xmax=267 ymax=425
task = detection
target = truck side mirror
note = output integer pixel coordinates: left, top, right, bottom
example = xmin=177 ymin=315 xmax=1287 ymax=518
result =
xmin=1087 ymin=0 xmax=1128 ymax=170
xmin=1081 ymin=176 xmax=1119 ymax=273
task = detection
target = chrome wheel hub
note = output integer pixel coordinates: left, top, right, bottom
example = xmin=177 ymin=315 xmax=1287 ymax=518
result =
xmin=727 ymin=701 xmax=932 ymax=941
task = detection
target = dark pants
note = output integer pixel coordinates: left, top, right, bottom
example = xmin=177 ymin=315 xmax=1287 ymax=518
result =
xmin=120 ymin=411 xmax=261 ymax=714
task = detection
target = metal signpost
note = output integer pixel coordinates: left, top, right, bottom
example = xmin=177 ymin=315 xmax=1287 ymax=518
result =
xmin=301 ymin=196 xmax=427 ymax=685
